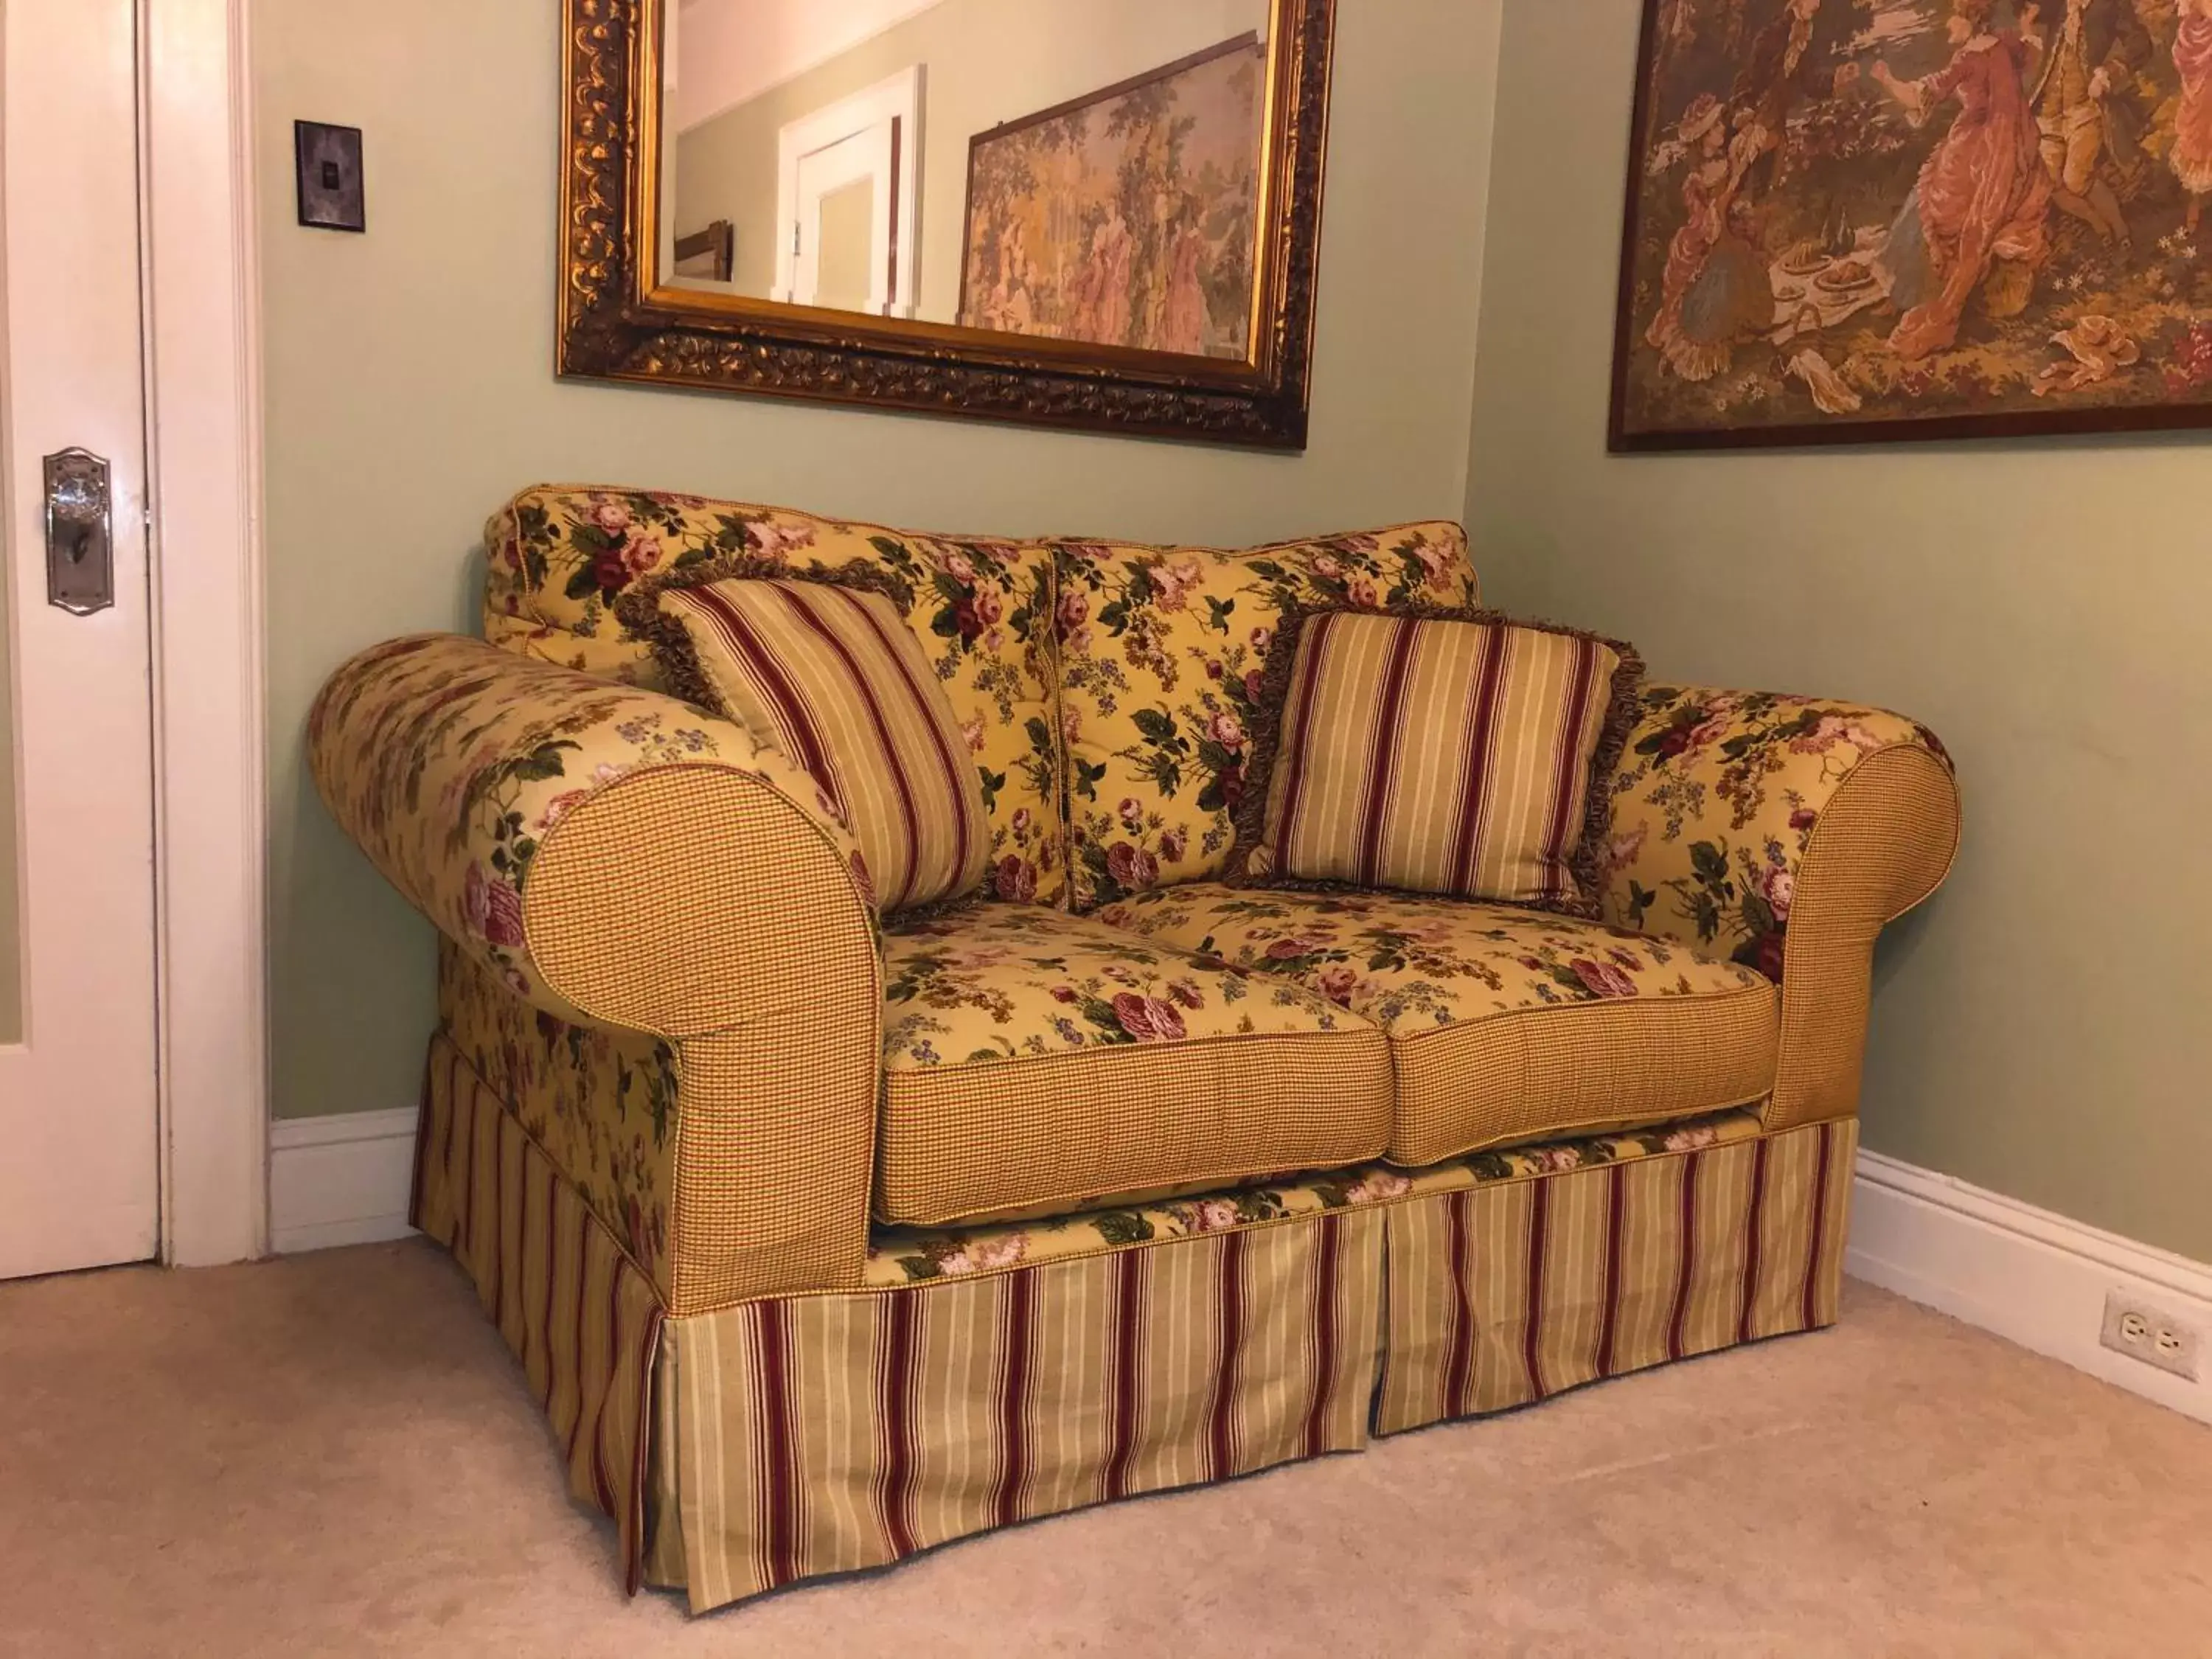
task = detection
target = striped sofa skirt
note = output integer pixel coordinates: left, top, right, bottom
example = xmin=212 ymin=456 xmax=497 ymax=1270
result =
xmin=414 ymin=1034 xmax=1856 ymax=1615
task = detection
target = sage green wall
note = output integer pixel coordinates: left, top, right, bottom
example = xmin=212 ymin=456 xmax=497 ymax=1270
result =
xmin=257 ymin=0 xmax=1505 ymax=1119
xmin=1465 ymin=1 xmax=2212 ymax=1259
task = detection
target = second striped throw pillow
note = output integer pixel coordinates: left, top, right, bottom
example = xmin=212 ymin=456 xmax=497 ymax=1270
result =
xmin=1244 ymin=611 xmax=1641 ymax=916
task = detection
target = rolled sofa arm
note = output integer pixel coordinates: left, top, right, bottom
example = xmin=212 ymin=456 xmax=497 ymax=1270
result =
xmin=1600 ymin=685 xmax=1960 ymax=1133
xmin=309 ymin=635 xmax=886 ymax=1307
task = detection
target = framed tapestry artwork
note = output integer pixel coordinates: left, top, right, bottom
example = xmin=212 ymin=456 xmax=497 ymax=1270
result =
xmin=959 ymin=36 xmax=1267 ymax=359
xmin=1609 ymin=0 xmax=2212 ymax=451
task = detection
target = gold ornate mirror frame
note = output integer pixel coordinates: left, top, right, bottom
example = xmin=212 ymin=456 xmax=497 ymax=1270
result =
xmin=557 ymin=0 xmax=1338 ymax=450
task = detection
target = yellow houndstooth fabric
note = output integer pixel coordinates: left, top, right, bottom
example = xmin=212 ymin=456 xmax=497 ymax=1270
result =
xmin=1096 ymin=883 xmax=1778 ymax=1166
xmin=653 ymin=579 xmax=992 ymax=914
xmin=1249 ymin=611 xmax=1638 ymax=914
xmin=877 ymin=903 xmax=1393 ymax=1226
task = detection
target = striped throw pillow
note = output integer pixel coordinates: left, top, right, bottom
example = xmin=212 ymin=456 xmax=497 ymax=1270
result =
xmin=1243 ymin=611 xmax=1642 ymax=916
xmin=644 ymin=576 xmax=992 ymax=914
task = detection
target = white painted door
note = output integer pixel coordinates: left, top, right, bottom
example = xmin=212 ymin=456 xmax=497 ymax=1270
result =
xmin=0 ymin=0 xmax=161 ymax=1279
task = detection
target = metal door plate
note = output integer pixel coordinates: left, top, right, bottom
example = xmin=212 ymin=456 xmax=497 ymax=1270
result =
xmin=45 ymin=448 xmax=113 ymax=616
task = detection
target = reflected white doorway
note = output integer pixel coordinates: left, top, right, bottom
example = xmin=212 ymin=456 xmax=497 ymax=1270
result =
xmin=773 ymin=66 xmax=923 ymax=316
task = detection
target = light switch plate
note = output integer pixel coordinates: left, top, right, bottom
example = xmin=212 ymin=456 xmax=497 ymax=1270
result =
xmin=294 ymin=120 xmax=366 ymax=233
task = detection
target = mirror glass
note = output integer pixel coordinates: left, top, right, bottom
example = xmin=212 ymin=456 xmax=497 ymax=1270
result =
xmin=660 ymin=0 xmax=1275 ymax=361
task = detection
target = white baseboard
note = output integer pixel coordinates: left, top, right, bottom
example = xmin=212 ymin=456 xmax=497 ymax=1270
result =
xmin=268 ymin=1108 xmax=420 ymax=1254
xmin=1849 ymin=1150 xmax=2212 ymax=1426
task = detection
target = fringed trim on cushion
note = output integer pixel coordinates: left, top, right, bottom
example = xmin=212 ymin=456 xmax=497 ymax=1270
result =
xmin=612 ymin=556 xmax=916 ymax=717
xmin=1226 ymin=602 xmax=1644 ymax=919
xmin=1222 ymin=596 xmax=1318 ymax=886
xmin=1571 ymin=627 xmax=1646 ymax=918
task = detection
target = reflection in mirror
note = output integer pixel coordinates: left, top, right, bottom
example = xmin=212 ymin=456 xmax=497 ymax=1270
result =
xmin=662 ymin=0 xmax=1273 ymax=360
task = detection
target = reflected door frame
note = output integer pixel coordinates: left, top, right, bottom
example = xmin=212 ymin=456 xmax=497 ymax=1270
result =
xmin=773 ymin=66 xmax=922 ymax=318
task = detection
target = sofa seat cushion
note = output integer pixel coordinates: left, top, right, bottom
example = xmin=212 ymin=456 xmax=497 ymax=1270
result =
xmin=1094 ymin=885 xmax=1778 ymax=1166
xmin=878 ymin=902 xmax=1394 ymax=1227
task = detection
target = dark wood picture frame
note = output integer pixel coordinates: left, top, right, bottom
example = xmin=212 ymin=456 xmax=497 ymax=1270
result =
xmin=1608 ymin=0 xmax=2212 ymax=453
xmin=557 ymin=0 xmax=1338 ymax=450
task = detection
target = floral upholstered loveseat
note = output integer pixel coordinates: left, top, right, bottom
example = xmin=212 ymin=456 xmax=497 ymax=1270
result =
xmin=309 ymin=485 xmax=1960 ymax=1614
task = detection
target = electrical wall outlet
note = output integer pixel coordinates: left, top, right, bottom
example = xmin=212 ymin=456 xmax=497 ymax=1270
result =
xmin=2100 ymin=1291 xmax=2204 ymax=1382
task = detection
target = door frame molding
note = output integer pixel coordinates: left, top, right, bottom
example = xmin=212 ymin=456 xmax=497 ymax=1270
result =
xmin=142 ymin=0 xmax=269 ymax=1265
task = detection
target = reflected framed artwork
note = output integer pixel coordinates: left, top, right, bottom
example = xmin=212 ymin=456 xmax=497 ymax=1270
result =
xmin=1609 ymin=0 xmax=2212 ymax=451
xmin=959 ymin=36 xmax=1266 ymax=359
xmin=558 ymin=0 xmax=1340 ymax=449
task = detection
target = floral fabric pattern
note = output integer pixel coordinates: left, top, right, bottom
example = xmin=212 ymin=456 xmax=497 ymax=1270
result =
xmin=442 ymin=941 xmax=680 ymax=1297
xmin=482 ymin=486 xmax=1068 ymax=905
xmin=1050 ymin=523 xmax=1478 ymax=909
xmin=1599 ymin=686 xmax=1956 ymax=983
xmin=881 ymin=900 xmax=1360 ymax=1071
xmin=1094 ymin=883 xmax=1766 ymax=1037
xmin=866 ymin=1108 xmax=1761 ymax=1284
xmin=307 ymin=633 xmax=867 ymax=1022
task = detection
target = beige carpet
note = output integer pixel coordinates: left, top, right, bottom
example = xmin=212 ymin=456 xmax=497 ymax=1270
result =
xmin=3 ymin=1242 xmax=2208 ymax=1657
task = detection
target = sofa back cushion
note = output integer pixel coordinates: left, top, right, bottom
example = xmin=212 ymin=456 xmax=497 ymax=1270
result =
xmin=484 ymin=484 xmax=1066 ymax=905
xmin=1242 ymin=611 xmax=1642 ymax=917
xmin=640 ymin=574 xmax=994 ymax=914
xmin=1051 ymin=524 xmax=1478 ymax=909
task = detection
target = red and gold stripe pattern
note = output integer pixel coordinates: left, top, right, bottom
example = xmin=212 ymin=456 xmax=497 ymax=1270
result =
xmin=661 ymin=579 xmax=990 ymax=912
xmin=414 ymin=1040 xmax=1848 ymax=1615
xmin=1378 ymin=1118 xmax=1854 ymax=1432
xmin=414 ymin=1037 xmax=666 ymax=1592
xmin=650 ymin=1208 xmax=1384 ymax=1612
xmin=1252 ymin=613 xmax=1630 ymax=911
